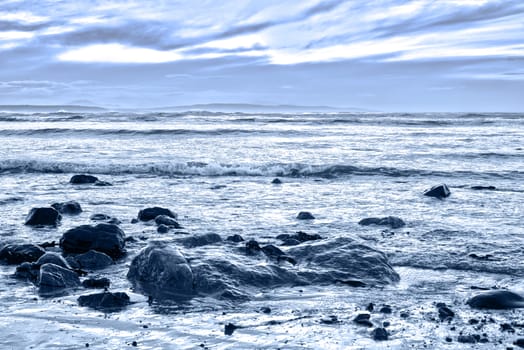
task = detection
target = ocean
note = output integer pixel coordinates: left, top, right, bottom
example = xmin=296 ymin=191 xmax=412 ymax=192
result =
xmin=0 ymin=111 xmax=523 ymax=349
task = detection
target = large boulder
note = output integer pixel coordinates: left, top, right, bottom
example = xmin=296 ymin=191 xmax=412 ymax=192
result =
xmin=138 ymin=207 xmax=177 ymax=221
xmin=358 ymin=216 xmax=405 ymax=229
xmin=127 ymin=243 xmax=194 ymax=300
xmin=25 ymin=207 xmax=61 ymax=226
xmin=0 ymin=243 xmax=45 ymax=264
xmin=128 ymin=237 xmax=399 ymax=301
xmin=38 ymin=263 xmax=80 ymax=293
xmin=59 ymin=224 xmax=126 ymax=259
xmin=51 ymin=201 xmax=82 ymax=215
xmin=35 ymin=252 xmax=71 ymax=269
xmin=467 ymin=291 xmax=524 ymax=309
xmin=423 ymin=184 xmax=451 ymax=198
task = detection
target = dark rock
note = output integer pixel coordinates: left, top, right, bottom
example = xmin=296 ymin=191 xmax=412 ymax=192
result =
xmin=131 ymin=218 xmax=139 ymax=224
xmin=359 ymin=216 xmax=405 ymax=229
xmin=271 ymin=178 xmax=282 ymax=184
xmin=437 ymin=304 xmax=455 ymax=321
xmin=423 ymin=184 xmax=451 ymax=198
xmin=260 ymin=306 xmax=271 ymax=314
xmin=73 ymin=250 xmax=113 ymax=270
xmin=296 ymin=211 xmax=315 ymax=220
xmin=59 ymin=224 xmax=126 ymax=259
xmin=372 ymin=327 xmax=388 ymax=341
xmin=457 ymin=335 xmax=477 ymax=344
xmin=51 ymin=201 xmax=82 ymax=215
xmin=70 ymin=174 xmax=99 ymax=184
xmin=366 ymin=303 xmax=375 ymax=312
xmin=131 ymin=341 xmax=137 ymax=347
xmin=467 ymin=291 xmax=524 ymax=309
xmin=471 ymin=185 xmax=496 ymax=190
xmin=155 ymin=215 xmax=181 ymax=228
xmin=25 ymin=207 xmax=61 ymax=227
xmin=78 ymin=291 xmax=131 ymax=311
xmin=226 ymin=234 xmax=244 ymax=242
xmin=38 ymin=263 xmax=80 ymax=292
xmin=379 ymin=305 xmax=392 ymax=314
xmin=224 ymin=323 xmax=238 ymax=336
xmin=514 ymin=339 xmax=524 ymax=348
xmin=321 ymin=315 xmax=339 ymax=324
xmin=93 ymin=180 xmax=112 ymax=187
xmin=383 ymin=321 xmax=390 ymax=328
xmin=400 ymin=312 xmax=409 ymax=318
xmin=245 ymin=240 xmax=261 ymax=255
xmin=82 ymin=277 xmax=111 ymax=289
xmin=107 ymin=217 xmax=121 ymax=225
xmin=138 ymin=207 xmax=177 ymax=222
xmin=281 ymin=238 xmax=301 ymax=246
xmin=501 ymin=323 xmax=515 ymax=333
xmin=354 ymin=313 xmax=373 ymax=327
xmin=336 ymin=279 xmax=366 ymax=287
xmin=445 ymin=337 xmax=452 ymax=343
xmin=261 ymin=244 xmax=285 ymax=259
xmin=35 ymin=252 xmax=71 ymax=269
xmin=296 ymin=231 xmax=322 ymax=242
xmin=178 ymin=233 xmax=222 ymax=248
xmin=210 ymin=185 xmax=227 ymax=190
xmin=0 ymin=244 xmax=45 ymax=264
xmin=157 ymin=224 xmax=169 ymax=234
xmin=127 ymin=243 xmax=194 ymax=300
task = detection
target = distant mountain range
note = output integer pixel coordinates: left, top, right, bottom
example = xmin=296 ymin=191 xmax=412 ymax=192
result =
xmin=0 ymin=103 xmax=371 ymax=113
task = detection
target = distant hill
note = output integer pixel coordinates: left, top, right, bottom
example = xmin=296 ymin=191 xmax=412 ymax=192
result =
xmin=150 ymin=103 xmax=371 ymax=113
xmin=0 ymin=105 xmax=107 ymax=113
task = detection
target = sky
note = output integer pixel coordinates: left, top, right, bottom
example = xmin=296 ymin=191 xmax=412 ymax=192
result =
xmin=0 ymin=0 xmax=523 ymax=111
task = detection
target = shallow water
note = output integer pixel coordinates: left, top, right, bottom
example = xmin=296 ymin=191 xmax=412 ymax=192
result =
xmin=0 ymin=112 xmax=523 ymax=349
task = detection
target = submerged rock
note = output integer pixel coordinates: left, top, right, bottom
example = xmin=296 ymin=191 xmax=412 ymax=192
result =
xmin=25 ymin=207 xmax=61 ymax=226
xmin=78 ymin=291 xmax=131 ymax=311
xmin=72 ymin=250 xmax=113 ymax=270
xmin=90 ymin=214 xmax=111 ymax=221
xmin=471 ymin=185 xmax=496 ymax=190
xmin=271 ymin=178 xmax=282 ymax=184
xmin=155 ymin=215 xmax=181 ymax=228
xmin=296 ymin=211 xmax=315 ymax=220
xmin=82 ymin=277 xmax=111 ymax=289
xmin=59 ymin=224 xmax=126 ymax=259
xmin=359 ymin=216 xmax=405 ymax=229
xmin=277 ymin=231 xmax=322 ymax=245
xmin=38 ymin=263 xmax=80 ymax=292
xmin=51 ymin=201 xmax=82 ymax=215
xmin=0 ymin=244 xmax=45 ymax=264
xmin=138 ymin=207 xmax=177 ymax=222
xmin=14 ymin=261 xmax=40 ymax=281
xmin=226 ymin=234 xmax=244 ymax=243
xmin=467 ymin=291 xmax=524 ymax=309
xmin=178 ymin=233 xmax=222 ymax=248
xmin=70 ymin=174 xmax=99 ymax=184
xmin=157 ymin=224 xmax=169 ymax=234
xmin=423 ymin=184 xmax=451 ymax=198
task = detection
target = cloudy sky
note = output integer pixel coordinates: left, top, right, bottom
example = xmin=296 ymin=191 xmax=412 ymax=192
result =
xmin=0 ymin=0 xmax=523 ymax=111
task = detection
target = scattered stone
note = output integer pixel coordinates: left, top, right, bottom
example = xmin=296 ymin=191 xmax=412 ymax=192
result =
xmin=372 ymin=327 xmax=388 ymax=341
xmin=138 ymin=207 xmax=177 ymax=222
xmin=38 ymin=263 xmax=80 ymax=292
xmin=321 ymin=315 xmax=339 ymax=324
xmin=366 ymin=303 xmax=375 ymax=312
xmin=383 ymin=321 xmax=390 ymax=328
xmin=437 ymin=303 xmax=455 ymax=321
xmin=336 ymin=279 xmax=366 ymax=287
xmin=276 ymin=231 xmax=322 ymax=245
xmin=70 ymin=174 xmax=98 ymax=184
xmin=51 ymin=201 xmax=82 ymax=215
xmin=90 ymin=214 xmax=111 ymax=221
xmin=354 ymin=313 xmax=373 ymax=327
xmin=0 ymin=244 xmax=45 ymax=264
xmin=358 ymin=216 xmax=405 ymax=229
xmin=210 ymin=185 xmax=227 ymax=190
xmin=25 ymin=207 xmax=61 ymax=227
xmin=467 ymin=291 xmax=524 ymax=309
xmin=379 ymin=305 xmax=392 ymax=314
xmin=423 ymin=184 xmax=451 ymax=198
xmin=400 ymin=312 xmax=409 ymax=318
xmin=226 ymin=234 xmax=244 ymax=242
xmin=131 ymin=218 xmax=139 ymax=224
xmin=501 ymin=323 xmax=515 ymax=333
xmin=260 ymin=306 xmax=271 ymax=314
xmin=514 ymin=339 xmax=524 ymax=348
xmin=271 ymin=178 xmax=282 ymax=184
xmin=445 ymin=336 xmax=452 ymax=343
xmin=457 ymin=335 xmax=477 ymax=344
xmin=154 ymin=215 xmax=181 ymax=228
xmin=72 ymin=250 xmax=114 ymax=270
xmin=157 ymin=224 xmax=169 ymax=234
xmin=178 ymin=233 xmax=222 ymax=248
xmin=131 ymin=341 xmax=137 ymax=347
xmin=82 ymin=277 xmax=111 ymax=289
xmin=296 ymin=211 xmax=315 ymax=220
xmin=224 ymin=323 xmax=238 ymax=336
xmin=14 ymin=262 xmax=39 ymax=281
xmin=60 ymin=224 xmax=126 ymax=259
xmin=281 ymin=238 xmax=301 ymax=246
xmin=77 ymin=291 xmax=131 ymax=311
xmin=245 ymin=240 xmax=261 ymax=255
xmin=471 ymin=185 xmax=496 ymax=190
